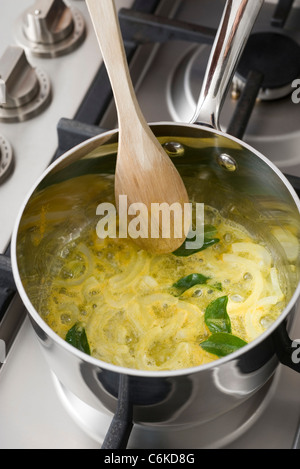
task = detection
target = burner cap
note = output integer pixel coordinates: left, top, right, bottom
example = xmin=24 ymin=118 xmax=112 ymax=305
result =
xmin=236 ymin=32 xmax=300 ymax=99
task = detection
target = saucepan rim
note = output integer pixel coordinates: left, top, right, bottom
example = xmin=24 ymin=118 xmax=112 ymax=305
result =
xmin=10 ymin=122 xmax=300 ymax=378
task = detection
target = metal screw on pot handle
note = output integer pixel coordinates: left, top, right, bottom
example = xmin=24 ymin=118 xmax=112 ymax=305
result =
xmin=191 ymin=0 xmax=264 ymax=130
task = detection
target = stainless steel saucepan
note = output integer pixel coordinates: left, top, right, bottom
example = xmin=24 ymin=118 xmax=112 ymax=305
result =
xmin=10 ymin=0 xmax=300 ymax=448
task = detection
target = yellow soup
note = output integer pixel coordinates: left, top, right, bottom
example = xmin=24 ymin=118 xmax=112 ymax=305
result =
xmin=37 ymin=206 xmax=286 ymax=371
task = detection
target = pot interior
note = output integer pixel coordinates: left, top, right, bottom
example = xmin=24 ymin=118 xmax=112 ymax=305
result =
xmin=15 ymin=124 xmax=300 ymax=369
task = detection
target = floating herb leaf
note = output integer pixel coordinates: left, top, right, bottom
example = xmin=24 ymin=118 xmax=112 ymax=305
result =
xmin=204 ymin=296 xmax=231 ymax=333
xmin=172 ymin=273 xmax=210 ymax=295
xmin=66 ymin=323 xmax=91 ymax=355
xmin=200 ymin=332 xmax=247 ymax=357
xmin=173 ymin=224 xmax=219 ymax=257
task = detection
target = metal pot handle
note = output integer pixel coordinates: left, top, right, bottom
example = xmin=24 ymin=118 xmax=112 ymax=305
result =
xmin=190 ymin=0 xmax=264 ymax=130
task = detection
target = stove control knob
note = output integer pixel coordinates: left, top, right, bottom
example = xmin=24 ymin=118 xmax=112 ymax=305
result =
xmin=24 ymin=0 xmax=74 ymax=45
xmin=16 ymin=0 xmax=86 ymax=57
xmin=0 ymin=135 xmax=14 ymax=184
xmin=0 ymin=46 xmax=51 ymax=123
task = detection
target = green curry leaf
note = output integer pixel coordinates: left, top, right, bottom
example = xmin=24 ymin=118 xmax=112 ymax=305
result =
xmin=200 ymin=332 xmax=247 ymax=357
xmin=66 ymin=323 xmax=91 ymax=355
xmin=204 ymin=296 xmax=231 ymax=334
xmin=172 ymin=224 xmax=219 ymax=257
xmin=172 ymin=273 xmax=210 ymax=294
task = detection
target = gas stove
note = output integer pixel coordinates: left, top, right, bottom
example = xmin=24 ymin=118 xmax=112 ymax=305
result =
xmin=0 ymin=0 xmax=300 ymax=449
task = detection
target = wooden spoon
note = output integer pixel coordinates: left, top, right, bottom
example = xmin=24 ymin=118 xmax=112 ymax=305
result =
xmin=86 ymin=0 xmax=190 ymax=254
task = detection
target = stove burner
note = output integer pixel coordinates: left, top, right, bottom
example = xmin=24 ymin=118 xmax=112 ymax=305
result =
xmin=235 ymin=32 xmax=300 ymax=101
xmin=0 ymin=135 xmax=14 ymax=184
xmin=53 ymin=371 xmax=280 ymax=449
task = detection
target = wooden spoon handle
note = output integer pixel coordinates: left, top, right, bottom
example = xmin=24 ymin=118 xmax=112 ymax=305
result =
xmin=86 ymin=0 xmax=142 ymax=126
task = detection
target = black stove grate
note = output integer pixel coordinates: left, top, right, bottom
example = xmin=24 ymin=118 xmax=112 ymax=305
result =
xmin=271 ymin=0 xmax=296 ymax=27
